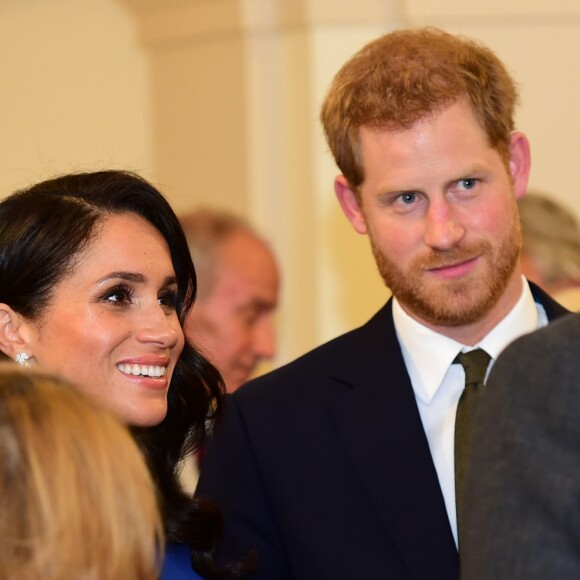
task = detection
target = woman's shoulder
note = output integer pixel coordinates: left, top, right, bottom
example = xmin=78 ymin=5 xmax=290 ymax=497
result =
xmin=160 ymin=543 xmax=204 ymax=580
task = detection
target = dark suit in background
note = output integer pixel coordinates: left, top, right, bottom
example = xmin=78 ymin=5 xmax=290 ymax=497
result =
xmin=461 ymin=312 xmax=580 ymax=580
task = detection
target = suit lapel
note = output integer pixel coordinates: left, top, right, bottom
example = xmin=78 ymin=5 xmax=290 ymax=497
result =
xmin=529 ymin=280 xmax=570 ymax=320
xmin=327 ymin=302 xmax=458 ymax=579
xmin=324 ymin=286 xmax=565 ymax=578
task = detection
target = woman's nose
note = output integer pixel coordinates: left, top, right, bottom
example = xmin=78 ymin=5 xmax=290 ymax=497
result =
xmin=135 ymin=304 xmax=181 ymax=349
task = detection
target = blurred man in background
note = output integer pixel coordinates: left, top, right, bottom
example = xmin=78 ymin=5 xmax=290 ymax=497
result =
xmin=180 ymin=208 xmax=280 ymax=392
xmin=178 ymin=208 xmax=280 ymax=493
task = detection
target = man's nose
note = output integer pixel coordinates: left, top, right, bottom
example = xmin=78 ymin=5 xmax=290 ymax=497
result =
xmin=253 ymin=316 xmax=276 ymax=360
xmin=423 ymin=198 xmax=465 ymax=251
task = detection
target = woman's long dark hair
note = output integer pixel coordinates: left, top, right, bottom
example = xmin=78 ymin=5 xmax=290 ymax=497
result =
xmin=0 ymin=170 xmax=250 ymax=578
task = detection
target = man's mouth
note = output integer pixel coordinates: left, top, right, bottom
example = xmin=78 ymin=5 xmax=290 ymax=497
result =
xmin=429 ymin=258 xmax=474 ymax=271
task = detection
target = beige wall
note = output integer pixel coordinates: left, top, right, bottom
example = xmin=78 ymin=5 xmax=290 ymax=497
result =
xmin=2 ymin=0 xmax=580 ymax=369
xmin=0 ymin=0 xmax=152 ymax=194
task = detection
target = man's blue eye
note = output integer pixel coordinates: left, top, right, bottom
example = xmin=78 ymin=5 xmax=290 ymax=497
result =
xmin=461 ymin=179 xmax=477 ymax=189
xmin=401 ymin=192 xmax=416 ymax=204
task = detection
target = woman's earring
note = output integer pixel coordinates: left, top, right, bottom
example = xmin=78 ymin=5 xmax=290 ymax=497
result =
xmin=15 ymin=352 xmax=30 ymax=366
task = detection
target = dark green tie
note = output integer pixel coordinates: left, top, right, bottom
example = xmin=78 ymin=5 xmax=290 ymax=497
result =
xmin=454 ymin=348 xmax=491 ymax=542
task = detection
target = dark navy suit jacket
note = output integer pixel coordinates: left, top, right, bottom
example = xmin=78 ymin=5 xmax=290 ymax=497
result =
xmin=196 ymin=284 xmax=568 ymax=580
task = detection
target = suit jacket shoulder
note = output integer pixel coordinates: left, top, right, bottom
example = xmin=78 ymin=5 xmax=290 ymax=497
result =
xmin=461 ymin=311 xmax=577 ymax=579
xmin=235 ymin=300 xmax=399 ymax=407
xmin=240 ymin=281 xmax=566 ymax=403
xmin=199 ymin=300 xmax=458 ymax=580
xmin=529 ymin=280 xmax=570 ymax=320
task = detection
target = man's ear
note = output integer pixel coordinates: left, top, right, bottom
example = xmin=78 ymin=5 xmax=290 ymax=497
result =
xmin=0 ymin=304 xmax=33 ymax=360
xmin=334 ymin=175 xmax=368 ymax=234
xmin=508 ymin=132 xmax=531 ymax=200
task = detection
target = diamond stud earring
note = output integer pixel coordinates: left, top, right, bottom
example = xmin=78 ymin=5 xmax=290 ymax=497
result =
xmin=15 ymin=352 xmax=30 ymax=366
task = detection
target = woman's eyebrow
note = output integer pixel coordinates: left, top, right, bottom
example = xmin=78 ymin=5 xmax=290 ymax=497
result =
xmin=97 ymin=271 xmax=145 ymax=284
xmin=96 ymin=272 xmax=178 ymax=286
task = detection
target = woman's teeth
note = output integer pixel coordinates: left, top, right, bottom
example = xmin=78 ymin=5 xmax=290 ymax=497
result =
xmin=117 ymin=364 xmax=166 ymax=377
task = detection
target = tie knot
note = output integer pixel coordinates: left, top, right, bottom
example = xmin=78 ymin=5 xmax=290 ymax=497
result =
xmin=453 ymin=348 xmax=491 ymax=387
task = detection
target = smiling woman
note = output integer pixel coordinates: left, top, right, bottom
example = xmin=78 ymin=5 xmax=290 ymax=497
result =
xmin=17 ymin=211 xmax=185 ymax=427
xmin=0 ymin=171 xmax=253 ymax=579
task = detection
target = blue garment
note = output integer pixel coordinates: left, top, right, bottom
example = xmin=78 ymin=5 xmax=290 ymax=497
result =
xmin=160 ymin=543 xmax=203 ymax=579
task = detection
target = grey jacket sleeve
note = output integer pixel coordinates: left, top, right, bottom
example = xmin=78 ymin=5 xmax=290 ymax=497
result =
xmin=461 ymin=314 xmax=580 ymax=580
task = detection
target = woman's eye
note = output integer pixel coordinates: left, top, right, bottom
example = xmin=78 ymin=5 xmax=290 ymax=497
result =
xmin=158 ymin=289 xmax=178 ymax=311
xmin=101 ymin=285 xmax=133 ymax=305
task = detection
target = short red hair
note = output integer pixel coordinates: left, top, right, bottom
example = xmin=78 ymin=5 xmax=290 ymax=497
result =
xmin=320 ymin=27 xmax=519 ymax=189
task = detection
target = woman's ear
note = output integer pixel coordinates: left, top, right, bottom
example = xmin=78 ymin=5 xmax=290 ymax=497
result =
xmin=0 ymin=304 xmax=33 ymax=361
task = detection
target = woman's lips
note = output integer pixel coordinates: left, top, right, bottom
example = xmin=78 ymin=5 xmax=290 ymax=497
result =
xmin=116 ymin=357 xmax=171 ymax=390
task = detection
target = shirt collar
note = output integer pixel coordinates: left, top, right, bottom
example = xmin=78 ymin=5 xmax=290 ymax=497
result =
xmin=392 ymin=276 xmax=543 ymax=405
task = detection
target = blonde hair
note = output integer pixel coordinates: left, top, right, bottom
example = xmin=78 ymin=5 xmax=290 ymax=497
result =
xmin=0 ymin=365 xmax=163 ymax=579
xmin=519 ymin=192 xmax=580 ymax=284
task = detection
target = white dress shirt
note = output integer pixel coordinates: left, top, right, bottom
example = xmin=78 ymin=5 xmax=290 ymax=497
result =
xmin=392 ymin=277 xmax=548 ymax=546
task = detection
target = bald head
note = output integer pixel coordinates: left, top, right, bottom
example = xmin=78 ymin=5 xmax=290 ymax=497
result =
xmin=180 ymin=209 xmax=280 ymax=392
